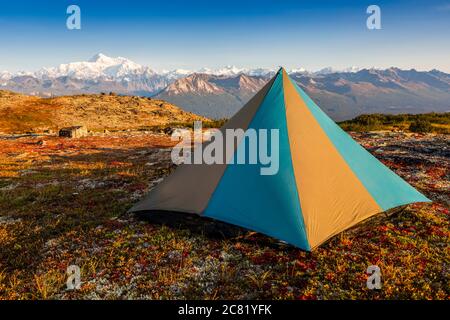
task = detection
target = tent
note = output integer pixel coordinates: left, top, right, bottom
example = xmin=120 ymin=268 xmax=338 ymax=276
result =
xmin=130 ymin=68 xmax=430 ymax=251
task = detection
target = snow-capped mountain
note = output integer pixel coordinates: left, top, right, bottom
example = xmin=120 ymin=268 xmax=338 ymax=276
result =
xmin=0 ymin=53 xmax=361 ymax=92
xmin=0 ymin=54 xmax=275 ymax=95
xmin=314 ymin=66 xmax=362 ymax=75
xmin=0 ymin=54 xmax=280 ymax=97
xmin=35 ymin=53 xmax=155 ymax=80
xmin=198 ymin=66 xmax=244 ymax=76
xmin=246 ymin=68 xmax=276 ymax=77
xmin=31 ymin=54 xmax=276 ymax=80
xmin=1 ymin=54 xmax=449 ymax=121
xmin=0 ymin=71 xmax=12 ymax=81
xmin=160 ymin=69 xmax=195 ymax=81
xmin=289 ymin=67 xmax=308 ymax=74
xmin=193 ymin=65 xmax=275 ymax=77
xmin=2 ymin=54 xmax=172 ymax=95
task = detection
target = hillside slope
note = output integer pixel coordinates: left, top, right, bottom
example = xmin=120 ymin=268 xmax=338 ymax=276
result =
xmin=0 ymin=90 xmax=205 ymax=134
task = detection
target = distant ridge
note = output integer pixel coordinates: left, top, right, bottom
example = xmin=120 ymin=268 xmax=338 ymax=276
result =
xmin=157 ymin=68 xmax=450 ymax=120
xmin=1 ymin=54 xmax=449 ymax=120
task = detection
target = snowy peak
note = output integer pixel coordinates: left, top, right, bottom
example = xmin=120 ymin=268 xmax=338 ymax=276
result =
xmin=246 ymin=68 xmax=276 ymax=77
xmin=36 ymin=53 xmax=153 ymax=80
xmin=1 ymin=53 xmax=367 ymax=83
xmin=212 ymin=65 xmax=245 ymax=76
xmin=0 ymin=71 xmax=13 ymax=81
xmin=315 ymin=66 xmax=362 ymax=75
xmin=88 ymin=53 xmax=120 ymax=63
xmin=289 ymin=67 xmax=308 ymax=74
xmin=161 ymin=66 xmax=272 ymax=80
xmin=161 ymin=69 xmax=194 ymax=81
xmin=195 ymin=66 xmax=275 ymax=77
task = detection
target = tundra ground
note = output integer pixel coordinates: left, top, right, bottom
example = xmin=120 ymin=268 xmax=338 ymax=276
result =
xmin=0 ymin=131 xmax=448 ymax=299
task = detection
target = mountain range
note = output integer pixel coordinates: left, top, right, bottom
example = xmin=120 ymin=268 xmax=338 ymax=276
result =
xmin=156 ymin=67 xmax=450 ymax=120
xmin=1 ymin=54 xmax=449 ymax=120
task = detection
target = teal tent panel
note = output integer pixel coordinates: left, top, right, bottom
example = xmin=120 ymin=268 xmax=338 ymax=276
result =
xmin=291 ymin=79 xmax=430 ymax=211
xmin=203 ymin=71 xmax=310 ymax=250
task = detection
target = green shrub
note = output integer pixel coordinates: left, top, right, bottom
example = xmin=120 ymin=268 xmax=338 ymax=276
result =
xmin=409 ymin=120 xmax=433 ymax=133
xmin=339 ymin=112 xmax=449 ymax=133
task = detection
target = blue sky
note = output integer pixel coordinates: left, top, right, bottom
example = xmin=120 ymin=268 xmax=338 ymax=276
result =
xmin=0 ymin=0 xmax=449 ymax=72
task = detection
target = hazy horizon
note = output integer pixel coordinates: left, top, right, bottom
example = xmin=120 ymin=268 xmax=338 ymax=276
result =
xmin=1 ymin=52 xmax=449 ymax=75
